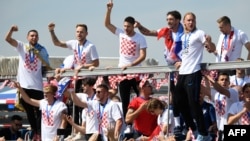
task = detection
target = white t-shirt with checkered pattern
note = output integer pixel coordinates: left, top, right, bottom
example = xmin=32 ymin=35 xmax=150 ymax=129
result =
xmin=16 ymin=41 xmax=43 ymax=91
xmin=211 ymin=88 xmax=239 ymax=131
xmin=66 ymin=40 xmax=99 ymax=68
xmin=115 ymin=28 xmax=147 ymax=68
xmin=86 ymin=99 xmax=123 ymax=141
xmin=39 ymin=99 xmax=67 ymax=141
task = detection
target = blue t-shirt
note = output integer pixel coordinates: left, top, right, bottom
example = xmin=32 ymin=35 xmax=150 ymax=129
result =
xmin=202 ymin=101 xmax=216 ymax=130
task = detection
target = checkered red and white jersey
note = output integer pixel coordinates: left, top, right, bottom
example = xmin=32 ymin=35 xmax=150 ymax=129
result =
xmin=39 ymin=99 xmax=67 ymax=140
xmin=66 ymin=40 xmax=99 ymax=67
xmin=115 ymin=28 xmax=147 ymax=68
xmin=228 ymin=101 xmax=250 ymax=125
xmin=16 ymin=41 xmax=43 ymax=91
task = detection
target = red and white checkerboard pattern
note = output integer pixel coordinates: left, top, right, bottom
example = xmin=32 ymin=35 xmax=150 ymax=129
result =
xmin=97 ymin=111 xmax=108 ymax=128
xmin=107 ymin=73 xmax=173 ymax=90
xmin=101 ymin=113 xmax=108 ymax=128
xmin=73 ymin=50 xmax=86 ymax=65
xmin=201 ymin=70 xmax=218 ymax=86
xmin=108 ymin=74 xmax=140 ymax=89
xmin=42 ymin=110 xmax=54 ymax=126
xmin=215 ymin=97 xmax=226 ymax=116
xmin=108 ymin=75 xmax=120 ymax=89
xmin=241 ymin=112 xmax=250 ymax=125
xmin=120 ymin=37 xmax=136 ymax=56
xmin=139 ymin=73 xmax=149 ymax=88
xmin=94 ymin=76 xmax=104 ymax=89
xmin=24 ymin=53 xmax=39 ymax=71
xmin=149 ymin=73 xmax=169 ymax=91
xmin=84 ymin=108 xmax=95 ymax=117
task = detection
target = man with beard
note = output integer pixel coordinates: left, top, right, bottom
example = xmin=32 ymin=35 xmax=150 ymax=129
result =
xmin=104 ymin=0 xmax=147 ymax=122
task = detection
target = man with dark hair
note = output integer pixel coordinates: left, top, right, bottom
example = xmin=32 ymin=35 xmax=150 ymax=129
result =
xmin=64 ymin=77 xmax=99 ymax=141
xmin=124 ymin=16 xmax=135 ymax=25
xmin=136 ymin=10 xmax=183 ymax=65
xmin=70 ymin=83 xmax=123 ymax=141
xmin=0 ymin=115 xmax=23 ymax=140
xmin=104 ymin=0 xmax=147 ymax=120
xmin=125 ymin=81 xmax=157 ymax=140
xmin=205 ymin=71 xmax=239 ymax=141
xmin=209 ymin=16 xmax=250 ymax=62
xmin=48 ymin=23 xmax=99 ymax=75
xmin=5 ymin=25 xmax=49 ymax=140
xmin=135 ymin=10 xmax=185 ymax=139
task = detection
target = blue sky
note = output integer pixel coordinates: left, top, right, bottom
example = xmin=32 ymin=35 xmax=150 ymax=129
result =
xmin=1 ymin=0 xmax=250 ymax=65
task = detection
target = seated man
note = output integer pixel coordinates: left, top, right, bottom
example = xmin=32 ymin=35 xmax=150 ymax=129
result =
xmin=125 ymin=81 xmax=158 ymax=140
xmin=0 ymin=115 xmax=24 ymax=141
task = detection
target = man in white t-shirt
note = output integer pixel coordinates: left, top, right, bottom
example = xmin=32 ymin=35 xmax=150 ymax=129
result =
xmin=5 ymin=25 xmax=49 ymax=140
xmin=209 ymin=16 xmax=250 ymax=63
xmin=229 ymin=58 xmax=250 ymax=101
xmin=230 ymin=58 xmax=250 ymax=86
xmin=104 ymin=1 xmax=147 ymax=119
xmin=77 ymin=77 xmax=101 ymax=140
xmin=48 ymin=23 xmax=99 ymax=75
xmin=65 ymin=77 xmax=104 ymax=141
xmin=227 ymin=83 xmax=250 ymax=125
xmin=135 ymin=10 xmax=185 ymax=138
xmin=13 ymin=82 xmax=67 ymax=141
xmin=71 ymin=84 xmax=123 ymax=141
xmin=205 ymin=72 xmax=239 ymax=141
xmin=136 ymin=10 xmax=183 ymax=66
xmin=174 ymin=12 xmax=216 ymax=141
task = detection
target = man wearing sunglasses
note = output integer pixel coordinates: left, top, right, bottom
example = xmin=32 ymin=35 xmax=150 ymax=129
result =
xmin=70 ymin=83 xmax=124 ymax=141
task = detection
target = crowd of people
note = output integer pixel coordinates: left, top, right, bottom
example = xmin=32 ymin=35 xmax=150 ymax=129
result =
xmin=1 ymin=0 xmax=250 ymax=141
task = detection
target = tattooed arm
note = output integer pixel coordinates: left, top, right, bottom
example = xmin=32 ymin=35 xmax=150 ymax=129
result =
xmin=48 ymin=22 xmax=67 ymax=48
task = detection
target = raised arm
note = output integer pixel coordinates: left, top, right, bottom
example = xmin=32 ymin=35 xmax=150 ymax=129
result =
xmin=70 ymin=92 xmax=88 ymax=108
xmin=48 ymin=22 xmax=67 ymax=48
xmin=135 ymin=21 xmax=158 ymax=36
xmin=204 ymin=74 xmax=230 ymax=98
xmin=5 ymin=25 xmax=18 ymax=47
xmin=13 ymin=82 xmax=40 ymax=107
xmin=201 ymin=76 xmax=212 ymax=100
xmin=104 ymin=1 xmax=117 ymax=34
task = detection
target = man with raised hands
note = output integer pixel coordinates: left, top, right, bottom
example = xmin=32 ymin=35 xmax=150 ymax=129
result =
xmin=104 ymin=0 xmax=147 ymax=122
xmin=70 ymin=83 xmax=123 ymax=141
